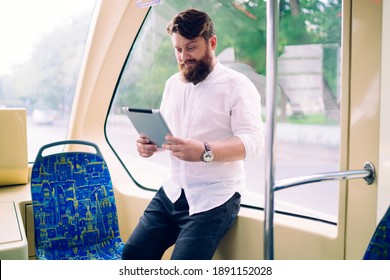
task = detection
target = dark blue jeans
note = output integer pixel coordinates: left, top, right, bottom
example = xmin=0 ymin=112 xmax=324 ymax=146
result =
xmin=121 ymin=187 xmax=241 ymax=260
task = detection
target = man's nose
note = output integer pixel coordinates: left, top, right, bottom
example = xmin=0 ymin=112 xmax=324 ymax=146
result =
xmin=180 ymin=50 xmax=190 ymax=61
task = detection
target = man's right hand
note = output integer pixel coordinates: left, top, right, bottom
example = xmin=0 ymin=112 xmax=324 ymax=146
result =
xmin=136 ymin=136 xmax=158 ymax=158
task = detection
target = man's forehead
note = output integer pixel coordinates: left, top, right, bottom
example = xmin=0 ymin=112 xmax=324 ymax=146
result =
xmin=171 ymin=34 xmax=202 ymax=46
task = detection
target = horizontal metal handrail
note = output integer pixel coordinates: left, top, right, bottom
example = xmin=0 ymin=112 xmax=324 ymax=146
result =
xmin=265 ymin=161 xmax=376 ymax=259
xmin=274 ymin=162 xmax=376 ymax=192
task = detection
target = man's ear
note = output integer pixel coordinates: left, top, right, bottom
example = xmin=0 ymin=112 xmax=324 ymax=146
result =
xmin=209 ymin=35 xmax=217 ymax=50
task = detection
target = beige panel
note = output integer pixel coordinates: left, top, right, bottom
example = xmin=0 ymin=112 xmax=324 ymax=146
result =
xmin=0 ymin=202 xmax=28 ymax=259
xmin=346 ymin=1 xmax=382 ymax=259
xmin=0 ymin=202 xmax=22 ymax=243
xmin=68 ymin=0 xmax=149 ymax=141
xmin=377 ymin=0 xmax=390 ymax=220
xmin=214 ymin=208 xmax=341 ymax=260
xmin=0 ymin=108 xmax=28 ymax=186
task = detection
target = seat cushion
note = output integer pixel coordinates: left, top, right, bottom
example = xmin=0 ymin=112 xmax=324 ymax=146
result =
xmin=36 ymin=236 xmax=124 ymax=260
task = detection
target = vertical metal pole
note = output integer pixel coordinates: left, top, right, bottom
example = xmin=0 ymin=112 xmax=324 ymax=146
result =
xmin=264 ymin=0 xmax=279 ymax=260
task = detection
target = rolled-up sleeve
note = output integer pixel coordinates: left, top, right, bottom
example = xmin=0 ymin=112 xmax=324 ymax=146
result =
xmin=231 ymin=79 xmax=265 ymax=159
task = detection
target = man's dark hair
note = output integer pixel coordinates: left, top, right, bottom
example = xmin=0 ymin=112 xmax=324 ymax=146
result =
xmin=167 ymin=8 xmax=215 ymax=41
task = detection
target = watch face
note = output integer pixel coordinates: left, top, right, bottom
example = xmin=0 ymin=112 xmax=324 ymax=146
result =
xmin=203 ymin=150 xmax=214 ymax=162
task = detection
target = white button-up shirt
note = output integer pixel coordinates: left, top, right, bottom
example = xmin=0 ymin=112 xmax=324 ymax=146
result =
xmin=160 ymin=61 xmax=264 ymax=215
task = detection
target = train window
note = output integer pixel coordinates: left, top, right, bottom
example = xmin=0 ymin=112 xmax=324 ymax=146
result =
xmin=0 ymin=0 xmax=96 ymax=162
xmin=107 ymin=0 xmax=342 ymax=223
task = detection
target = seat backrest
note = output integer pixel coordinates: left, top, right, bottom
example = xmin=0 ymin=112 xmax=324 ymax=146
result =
xmin=0 ymin=108 xmax=28 ymax=186
xmin=30 ymin=140 xmax=123 ymax=259
xmin=363 ymin=205 xmax=390 ymax=260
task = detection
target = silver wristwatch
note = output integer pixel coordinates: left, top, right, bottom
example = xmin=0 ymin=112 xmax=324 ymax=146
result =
xmin=202 ymin=142 xmax=214 ymax=163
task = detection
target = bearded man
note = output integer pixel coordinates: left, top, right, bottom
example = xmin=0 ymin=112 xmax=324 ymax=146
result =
xmin=122 ymin=8 xmax=264 ymax=260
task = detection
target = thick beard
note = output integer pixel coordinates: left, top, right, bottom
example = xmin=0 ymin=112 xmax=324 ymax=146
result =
xmin=179 ymin=50 xmax=213 ymax=85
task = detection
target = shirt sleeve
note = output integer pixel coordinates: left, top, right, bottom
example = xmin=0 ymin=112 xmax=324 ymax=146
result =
xmin=231 ymin=78 xmax=265 ymax=159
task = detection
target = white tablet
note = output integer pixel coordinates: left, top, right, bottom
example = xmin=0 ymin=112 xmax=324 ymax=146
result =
xmin=122 ymin=107 xmax=172 ymax=148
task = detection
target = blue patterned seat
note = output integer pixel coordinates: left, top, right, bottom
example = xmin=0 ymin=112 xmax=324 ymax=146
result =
xmin=363 ymin=205 xmax=390 ymax=260
xmin=30 ymin=140 xmax=124 ymax=260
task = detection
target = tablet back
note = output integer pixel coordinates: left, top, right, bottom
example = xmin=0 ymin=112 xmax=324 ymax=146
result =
xmin=123 ymin=107 xmax=172 ymax=148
